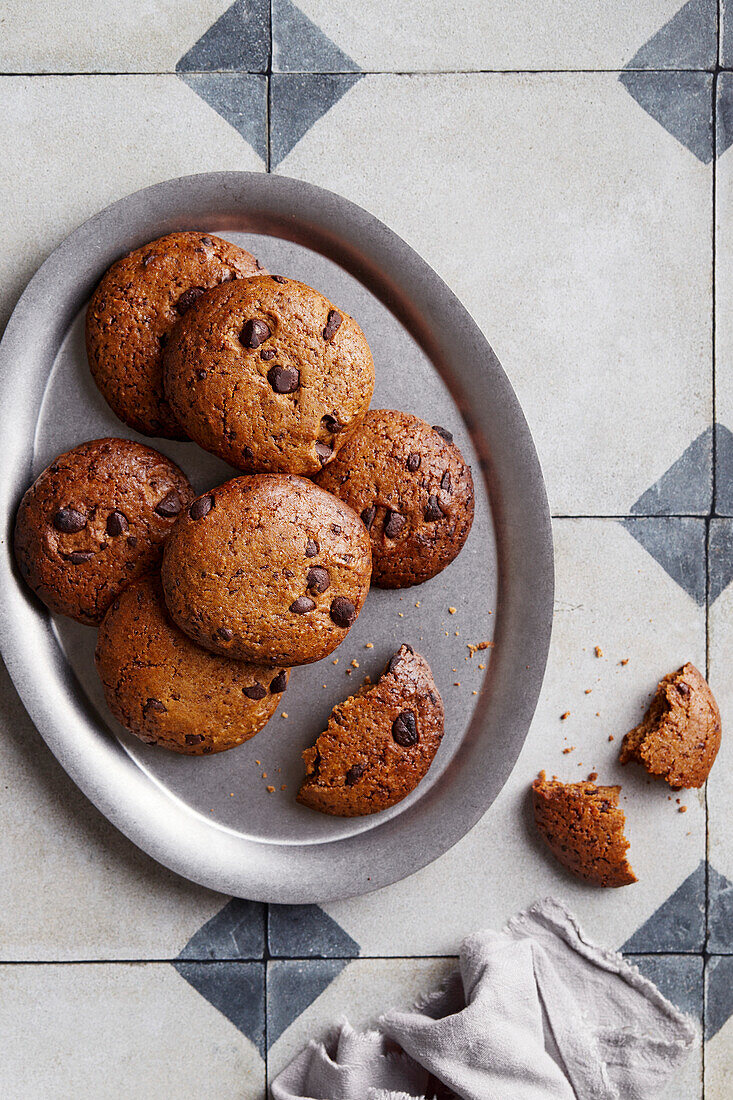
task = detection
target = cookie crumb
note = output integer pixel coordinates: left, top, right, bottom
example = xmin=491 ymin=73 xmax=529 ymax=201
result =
xmin=679 ymin=805 xmax=687 ymax=813
xmin=467 ymin=640 xmax=494 ymax=658
xmin=585 ymin=688 xmax=592 ymax=694
xmin=266 ymin=785 xmax=275 ymax=793
xmin=332 ymin=658 xmax=339 ymax=665
xmin=472 ymin=690 xmax=478 ymax=695
xmin=262 ymin=773 xmax=267 ymax=778
xmin=620 ymin=658 xmax=629 ymax=666
xmin=365 ymin=642 xmax=374 ymax=649
xmin=454 ymin=681 xmax=461 ymax=687
xmin=281 ymin=784 xmax=287 ymax=791
xmin=560 ymin=711 xmax=570 ymax=721
xmin=281 ymin=712 xmax=288 ymax=718
xmin=398 ymin=612 xmax=404 ymax=618
xmin=562 ymin=746 xmax=575 ymax=754
xmin=449 ymin=607 xmax=457 ymax=614
xmin=351 ymin=659 xmax=359 ymax=668
xmin=415 ymin=601 xmax=421 ymax=607
xmin=255 ymin=760 xmax=261 ymax=765
xmin=587 ymin=771 xmax=598 ymax=781
xmin=478 ymin=663 xmax=485 ymax=670
xmin=594 ymin=646 xmax=603 ymax=658
xmin=608 ymin=735 xmax=614 ymax=742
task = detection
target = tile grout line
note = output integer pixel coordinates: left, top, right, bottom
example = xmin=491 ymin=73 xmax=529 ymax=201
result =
xmin=0 ymin=67 xmax=732 ymax=78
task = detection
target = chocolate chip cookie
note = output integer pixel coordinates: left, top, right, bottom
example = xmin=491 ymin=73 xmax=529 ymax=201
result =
xmin=14 ymin=438 xmax=194 ymax=625
xmin=315 ymin=409 xmax=474 ymax=587
xmin=161 ymin=474 xmax=371 ymax=665
xmin=620 ymin=663 xmax=721 ymax=788
xmin=96 ymin=574 xmax=287 ymax=754
xmin=532 ymin=772 xmax=637 ymax=888
xmin=297 ymin=645 xmax=444 ymax=816
xmin=86 ymin=231 xmax=263 ymax=438
xmin=162 ymin=276 xmax=374 ymax=474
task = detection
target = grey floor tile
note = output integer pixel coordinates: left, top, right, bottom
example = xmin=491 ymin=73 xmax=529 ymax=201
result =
xmin=709 ymin=865 xmax=733 ymax=954
xmin=0 ymin=963 xmax=265 ymax=1098
xmin=715 ymin=75 xmax=733 ymax=516
xmin=626 ymin=953 xmax=704 ymax=1019
xmin=273 ymin=71 xmax=712 ymax=516
xmin=707 ymin=547 xmax=733 ymax=958
xmin=173 ymin=960 xmax=266 ymax=1056
xmin=267 ymin=958 xmax=350 ymax=1049
xmin=176 ymin=0 xmax=270 ymax=74
xmin=177 ymin=898 xmax=266 ymax=960
xmin=268 ymin=904 xmax=360 ymax=958
xmin=621 ymin=862 xmax=705 ymax=953
xmin=621 ymin=517 xmax=707 ymax=605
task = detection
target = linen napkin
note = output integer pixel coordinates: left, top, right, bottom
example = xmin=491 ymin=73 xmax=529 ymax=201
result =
xmin=271 ymin=897 xmax=697 ymax=1100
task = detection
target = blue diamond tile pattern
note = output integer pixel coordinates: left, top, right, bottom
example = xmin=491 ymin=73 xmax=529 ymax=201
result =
xmin=709 ymin=865 xmax=733 ymax=954
xmin=173 ymin=960 xmax=266 ymax=1056
xmin=706 ymin=955 xmax=733 ymax=1039
xmin=270 ymin=73 xmax=363 ymax=168
xmin=177 ymin=897 xmax=266 ymax=960
xmin=626 ymin=954 xmax=704 ymax=1020
xmin=621 ymin=517 xmax=706 ymax=604
xmin=715 ymin=423 xmax=733 ymax=514
xmin=619 ymin=71 xmax=713 ymax=163
xmin=624 ymin=0 xmax=717 ymax=70
xmin=176 ymin=0 xmax=270 ymax=73
xmin=268 ymin=903 xmax=360 ymax=958
xmin=273 ymin=0 xmax=362 ymax=72
xmin=630 ymin=429 xmax=712 ymax=516
xmin=267 ymin=959 xmax=350 ymax=1049
xmin=621 ymin=862 xmax=705 ymax=953
xmin=178 ymin=73 xmax=268 ymax=163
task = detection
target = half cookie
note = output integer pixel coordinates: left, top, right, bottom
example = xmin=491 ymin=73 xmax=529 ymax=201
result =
xmin=620 ymin=662 xmax=721 ymax=789
xmin=297 ymin=645 xmax=444 ymax=816
xmin=532 ymin=772 xmax=637 ymax=887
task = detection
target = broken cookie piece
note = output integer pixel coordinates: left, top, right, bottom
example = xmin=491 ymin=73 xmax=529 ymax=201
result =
xmin=532 ymin=772 xmax=637 ymax=887
xmin=620 ymin=663 xmax=721 ymax=789
xmin=297 ymin=645 xmax=444 ymax=816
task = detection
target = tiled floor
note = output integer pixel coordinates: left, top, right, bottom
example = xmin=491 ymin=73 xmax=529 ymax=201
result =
xmin=0 ymin=2 xmax=731 ymax=1097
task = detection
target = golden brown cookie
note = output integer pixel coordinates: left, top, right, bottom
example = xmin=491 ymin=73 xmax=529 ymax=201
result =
xmin=620 ymin=663 xmax=721 ymax=788
xmin=315 ymin=410 xmax=474 ymax=587
xmin=162 ymin=275 xmax=374 ymax=474
xmin=14 ymin=438 xmax=194 ymax=625
xmin=297 ymin=645 xmax=444 ymax=816
xmin=95 ymin=574 xmax=288 ymax=755
xmin=531 ymin=772 xmax=636 ymax=888
xmin=86 ymin=231 xmax=263 ymax=438
xmin=161 ymin=474 xmax=371 ymax=665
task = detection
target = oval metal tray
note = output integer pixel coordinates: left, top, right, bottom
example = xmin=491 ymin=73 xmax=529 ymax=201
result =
xmin=0 ymin=172 xmax=553 ymax=903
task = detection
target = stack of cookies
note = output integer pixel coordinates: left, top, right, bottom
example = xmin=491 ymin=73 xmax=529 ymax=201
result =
xmin=14 ymin=231 xmax=476 ymax=817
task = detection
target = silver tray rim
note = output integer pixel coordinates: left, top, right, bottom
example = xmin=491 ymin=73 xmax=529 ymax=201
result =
xmin=0 ymin=171 xmax=554 ymax=903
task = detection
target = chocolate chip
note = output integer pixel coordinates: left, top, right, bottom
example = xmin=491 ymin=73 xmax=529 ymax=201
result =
xmin=407 ymin=453 xmax=421 ymax=472
xmin=441 ymin=470 xmax=451 ymax=492
xmin=270 ymin=670 xmax=288 ymax=694
xmin=216 ymin=627 xmax=234 ymax=642
xmin=144 ymin=698 xmax=167 ymax=717
xmin=53 ymin=507 xmax=87 ymax=534
xmin=386 ymin=653 xmax=402 ymax=674
xmin=260 ymin=348 xmax=276 ymax=360
xmin=321 ymin=414 xmax=340 ymax=433
xmin=189 ymin=495 xmax=214 ymax=520
xmin=127 ymin=536 xmax=138 ymax=548
xmin=67 ymin=550 xmax=94 ymax=564
xmin=283 ymin=568 xmax=294 ymax=579
xmin=392 ymin=710 xmax=418 ymax=747
xmin=433 ymin=425 xmax=453 ymax=443
xmin=176 ymin=286 xmax=206 ymax=314
xmin=242 ymin=446 xmax=255 ymax=464
xmin=404 ymin=644 xmax=414 ymax=654
xmin=243 ymin=683 xmax=267 ymax=700
xmin=196 ymin=369 xmax=207 ymax=380
xmin=677 ymin=682 xmax=691 ymax=697
xmin=345 ymin=764 xmax=364 ymax=786
xmin=361 ymin=506 xmax=376 ymax=530
xmin=142 ymin=251 xmax=154 ymax=267
xmin=105 ymin=510 xmax=128 ymax=537
xmin=240 ymin=318 xmax=272 ymax=349
xmin=268 ymin=365 xmax=300 ymax=393
xmin=290 ymin=596 xmax=316 ymax=614
xmin=315 ymin=442 xmax=332 ymax=465
xmin=428 ymin=690 xmax=437 ymax=704
xmin=424 ymin=495 xmax=444 ymax=522
xmin=185 ymin=734 xmax=204 ymax=745
xmin=307 ymin=566 xmax=331 ymax=594
xmin=305 ymin=539 xmax=319 ymax=557
xmin=330 ymin=597 xmax=356 ymax=628
xmin=200 ymin=236 xmax=213 ymax=247
xmin=272 ymin=275 xmax=287 ymax=283
xmin=331 ymin=523 xmax=342 ymax=535
xmin=384 ymin=511 xmax=405 ymax=539
xmin=159 ymin=332 xmax=168 ymax=348
xmin=155 ymin=490 xmax=183 ymax=518
xmin=323 ymin=310 xmax=342 ymax=341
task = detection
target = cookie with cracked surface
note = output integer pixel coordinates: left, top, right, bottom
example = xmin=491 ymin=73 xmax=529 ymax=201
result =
xmin=14 ymin=438 xmax=194 ymax=625
xmin=315 ymin=409 xmax=474 ymax=587
xmin=297 ymin=645 xmax=444 ymax=816
xmin=162 ymin=275 xmax=374 ymax=474
xmin=532 ymin=772 xmax=637 ymax=888
xmin=86 ymin=231 xmax=263 ymax=438
xmin=161 ymin=473 xmax=371 ymax=665
xmin=96 ymin=574 xmax=288 ymax=755
xmin=620 ymin=663 xmax=721 ymax=789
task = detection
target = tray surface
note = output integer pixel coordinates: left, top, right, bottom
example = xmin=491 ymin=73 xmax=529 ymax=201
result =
xmin=0 ymin=172 xmax=553 ymax=902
